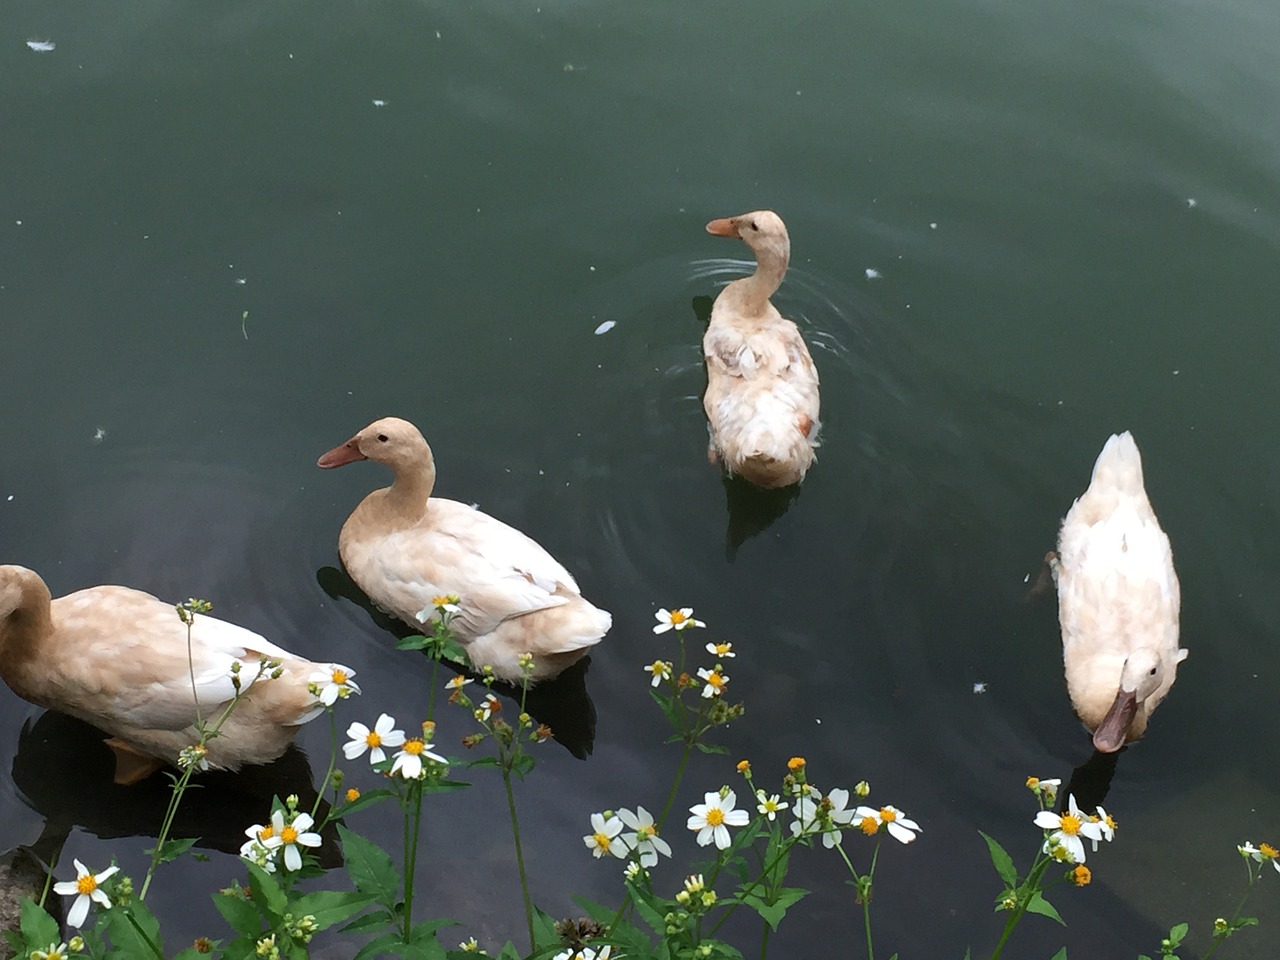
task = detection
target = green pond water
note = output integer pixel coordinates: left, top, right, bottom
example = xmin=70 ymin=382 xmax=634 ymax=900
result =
xmin=3 ymin=0 xmax=1279 ymax=955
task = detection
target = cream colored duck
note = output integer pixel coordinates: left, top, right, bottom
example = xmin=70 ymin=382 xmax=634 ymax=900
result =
xmin=702 ymin=210 xmax=821 ymax=489
xmin=317 ymin=417 xmax=611 ymax=681
xmin=0 ymin=565 xmax=328 ymax=784
xmin=1053 ymin=432 xmax=1187 ymax=752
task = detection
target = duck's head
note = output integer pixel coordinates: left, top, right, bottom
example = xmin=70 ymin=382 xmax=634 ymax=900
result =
xmin=1092 ymin=647 xmax=1168 ymax=753
xmin=706 ymin=210 xmax=790 ymax=265
xmin=0 ymin=565 xmax=51 ymax=638
xmin=317 ymin=417 xmax=433 ymax=473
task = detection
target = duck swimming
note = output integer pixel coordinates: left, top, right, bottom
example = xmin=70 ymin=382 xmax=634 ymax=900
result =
xmin=1053 ymin=432 xmax=1187 ymax=752
xmin=0 ymin=565 xmax=329 ymax=784
xmin=317 ymin=417 xmax=611 ymax=681
xmin=702 ymin=210 xmax=821 ymax=488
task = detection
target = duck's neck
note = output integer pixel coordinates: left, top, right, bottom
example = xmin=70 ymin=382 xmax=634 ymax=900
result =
xmin=0 ymin=574 xmax=54 ymax=677
xmin=725 ymin=244 xmax=789 ymax=315
xmin=382 ymin=452 xmax=438 ymax=521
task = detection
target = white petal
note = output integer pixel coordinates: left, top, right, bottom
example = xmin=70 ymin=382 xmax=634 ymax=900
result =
xmin=343 ymin=741 xmax=367 ymax=760
xmin=1033 ymin=811 xmax=1060 ymax=829
xmin=66 ymin=895 xmax=90 ymax=928
xmin=347 ymin=722 xmax=371 ymax=740
xmin=886 ymin=821 xmax=917 ymax=844
xmin=284 ymin=844 xmax=302 ymax=871
xmin=713 ymin=825 xmax=731 ymax=849
xmin=297 ymin=832 xmax=322 ymax=848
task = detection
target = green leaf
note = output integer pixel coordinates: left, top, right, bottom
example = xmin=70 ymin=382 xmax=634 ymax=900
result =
xmin=532 ymin=906 xmax=562 ymax=949
xmin=245 ymin=861 xmax=288 ymax=921
xmin=1167 ymin=923 xmax=1188 ymax=946
xmin=978 ymin=831 xmax=1018 ymax=888
xmin=740 ymin=886 xmax=809 ymax=930
xmin=291 ymin=889 xmax=375 ymax=930
xmin=329 ymin=786 xmax=399 ymax=819
xmin=213 ymin=889 xmax=263 ymax=937
xmin=466 ymin=757 xmax=502 ymax=769
xmin=396 ymin=634 xmax=431 ymax=650
xmin=146 ymin=836 xmax=200 ymax=864
xmin=1024 ymin=891 xmax=1065 ymax=926
xmin=342 ymin=910 xmax=396 ymax=933
xmin=19 ymin=898 xmax=60 ymax=947
xmin=338 ymin=825 xmax=401 ymax=907
xmin=353 ymin=931 xmax=404 ymax=960
xmin=649 ymin=689 xmax=683 ymax=730
xmin=694 ymin=741 xmax=728 ymax=755
xmin=104 ymin=904 xmax=165 ymax=957
xmin=624 ymin=883 xmax=668 ymax=935
xmin=1048 ymin=949 xmax=1068 ymax=960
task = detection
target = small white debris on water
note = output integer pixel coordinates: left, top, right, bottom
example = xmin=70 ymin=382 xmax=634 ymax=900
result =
xmin=815 ymin=717 xmax=821 ymax=724
xmin=234 ymin=277 xmax=247 ymax=285
xmin=589 ymin=265 xmax=596 ymax=272
xmin=1186 ymin=198 xmax=1197 ymax=208
xmin=930 ymin=222 xmax=938 ymax=229
xmin=435 ymin=30 xmax=441 ymax=39
xmin=5 ymin=495 xmax=12 ymax=502
xmin=1172 ymin=369 xmax=1180 ymax=375
xmin=15 ymin=221 xmax=21 ymax=226
xmin=594 ymin=320 xmax=616 ymax=335
xmin=973 ymin=682 xmax=988 ymax=694
xmin=538 ymin=469 xmax=544 ymax=475
xmin=865 ymin=268 xmax=881 ymax=280
xmin=1023 ymin=573 xmax=1030 ymax=583
xmin=27 ymin=40 xmax=56 ymax=52
xmin=92 ymin=427 xmax=106 ymax=443
xmin=372 ymin=99 xmax=386 ymax=107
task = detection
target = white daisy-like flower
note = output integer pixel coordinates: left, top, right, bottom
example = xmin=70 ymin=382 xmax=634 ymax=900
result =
xmin=239 ymin=839 xmax=278 ymax=873
xmin=583 ymin=812 xmax=628 ymax=859
xmin=1089 ymin=805 xmax=1118 ymax=850
xmin=242 ymin=820 xmax=276 ymax=856
xmin=653 ymin=607 xmax=705 ymax=634
xmin=390 ymin=735 xmax=448 ymax=779
xmin=552 ymin=947 xmax=612 ymax=960
xmin=696 ymin=666 xmax=728 ymax=699
xmin=853 ymin=803 xmax=921 ymax=845
xmin=704 ymin=641 xmax=735 ymax=658
xmin=309 ymin=663 xmax=361 ymax=705
xmin=644 ymin=659 xmax=673 ymax=687
xmin=1240 ymin=841 xmax=1280 ymax=873
xmin=756 ymin=791 xmax=788 ymax=821
xmin=445 ymin=676 xmax=473 ymax=692
xmin=623 ymin=861 xmax=644 ymax=881
xmin=687 ymin=789 xmax=749 ymax=849
xmin=415 ymin=594 xmax=461 ymax=622
xmin=53 ymin=859 xmax=119 ymax=928
xmin=344 ymin=713 xmax=407 ymax=764
xmin=261 ymin=810 xmax=322 ymax=871
xmin=1026 ymin=776 xmax=1062 ymax=803
xmin=1034 ymin=794 xmax=1103 ymax=864
xmin=30 ymin=943 xmax=70 ymax=960
xmin=477 ymin=693 xmax=501 ymax=722
xmin=618 ymin=806 xmax=672 ymax=867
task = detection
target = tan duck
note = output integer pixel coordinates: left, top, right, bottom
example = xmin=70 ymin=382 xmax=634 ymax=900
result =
xmin=1053 ymin=432 xmax=1187 ymax=752
xmin=0 ymin=565 xmax=328 ymax=784
xmin=317 ymin=417 xmax=611 ymax=681
xmin=702 ymin=210 xmax=821 ymax=488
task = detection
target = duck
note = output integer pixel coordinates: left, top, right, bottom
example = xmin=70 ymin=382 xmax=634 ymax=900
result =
xmin=0 ymin=565 xmax=329 ymax=784
xmin=702 ymin=210 xmax=821 ymax=489
xmin=317 ymin=417 xmax=611 ymax=681
xmin=1052 ymin=432 xmax=1187 ymax=752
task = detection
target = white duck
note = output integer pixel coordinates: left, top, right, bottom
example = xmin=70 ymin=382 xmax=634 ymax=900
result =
xmin=1054 ymin=432 xmax=1187 ymax=752
xmin=317 ymin=417 xmax=611 ymax=681
xmin=0 ymin=565 xmax=329 ymax=784
xmin=702 ymin=210 xmax=821 ymax=489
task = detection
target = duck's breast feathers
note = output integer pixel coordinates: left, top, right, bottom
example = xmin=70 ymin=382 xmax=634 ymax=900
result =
xmin=704 ymin=316 xmax=817 ymax=384
xmin=341 ymin=498 xmax=587 ymax=637
xmin=48 ymin=586 xmax=317 ymax=731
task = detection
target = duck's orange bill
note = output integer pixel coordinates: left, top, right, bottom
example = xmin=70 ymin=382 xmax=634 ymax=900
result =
xmin=705 ymin=218 xmax=739 ymax=238
xmin=317 ymin=439 xmax=367 ymax=468
xmin=1091 ymin=689 xmax=1137 ymax=753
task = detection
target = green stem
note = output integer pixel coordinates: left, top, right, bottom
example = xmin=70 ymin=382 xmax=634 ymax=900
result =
xmin=707 ymin=829 xmax=800 ymax=937
xmin=126 ymin=909 xmax=167 ymax=959
xmin=1201 ymin=862 xmax=1258 ymax=960
xmin=760 ymin=919 xmax=770 ymax=960
xmin=427 ymin=655 xmax=441 ymax=721
xmin=402 ymin=779 xmax=424 ymax=942
xmin=311 ymin=710 xmax=338 ymax=820
xmin=989 ymin=855 xmax=1051 ymax=960
xmin=140 ymin=766 xmax=195 ymax=900
xmin=657 ymin=741 xmax=692 ymax=832
xmin=502 ymin=758 xmax=536 ymax=952
xmin=186 ymin=619 xmax=204 ymax=733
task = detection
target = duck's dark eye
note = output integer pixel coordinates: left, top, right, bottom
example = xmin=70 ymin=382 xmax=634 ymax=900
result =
xmin=749 ymin=220 xmax=759 ymax=231
xmin=1149 ymin=667 xmax=1157 ymax=676
xmin=377 ymin=434 xmax=389 ymax=443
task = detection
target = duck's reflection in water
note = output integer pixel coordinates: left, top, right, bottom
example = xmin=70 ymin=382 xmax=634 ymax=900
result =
xmin=1060 ymin=748 xmax=1122 ymax=814
xmin=316 ymin=566 xmax=597 ymax=759
xmin=10 ymin=710 xmax=339 ymax=867
xmin=721 ymin=475 xmax=801 ymax=560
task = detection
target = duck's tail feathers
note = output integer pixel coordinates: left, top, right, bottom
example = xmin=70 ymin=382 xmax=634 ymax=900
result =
xmin=1090 ymin=431 xmax=1145 ymax=497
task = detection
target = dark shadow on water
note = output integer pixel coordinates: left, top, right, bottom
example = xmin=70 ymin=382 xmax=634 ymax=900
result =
xmin=722 ymin=474 xmax=801 ymax=560
xmin=691 ymin=294 xmax=714 ymax=327
xmin=11 ymin=711 xmax=339 ymax=867
xmin=1060 ymin=747 xmax=1121 ymax=813
xmin=316 ymin=566 xmax=597 ymax=759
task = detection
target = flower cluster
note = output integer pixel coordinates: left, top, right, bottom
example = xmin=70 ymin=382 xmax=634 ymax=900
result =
xmin=1033 ymin=793 xmax=1114 ymax=864
xmin=240 ymin=804 xmax=323 ymax=872
xmin=1240 ymin=841 xmax=1280 ymax=873
xmin=309 ymin=663 xmax=361 ymax=705
xmin=53 ymin=860 xmax=119 ymax=928
xmin=653 ymin=607 xmax=705 ymax=634
xmin=343 ymin=713 xmax=447 ymax=779
xmin=584 ymin=806 xmax=674 ymax=867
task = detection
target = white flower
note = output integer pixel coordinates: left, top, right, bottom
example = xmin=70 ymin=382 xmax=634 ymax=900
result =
xmin=696 ymin=666 xmax=728 ymax=698
xmin=53 ymin=859 xmax=119 ymax=928
xmin=390 ymin=736 xmax=447 ymax=779
xmin=30 ymin=943 xmax=71 ymax=960
xmin=687 ymin=789 xmax=750 ymax=849
xmin=239 ymin=838 xmax=278 ymax=873
xmin=344 ymin=713 xmax=406 ymax=764
xmin=853 ymin=803 xmax=921 ymax=845
xmin=623 ymin=861 xmax=644 ymax=881
xmin=1240 ymin=841 xmax=1280 ymax=873
xmin=552 ymin=947 xmax=612 ymax=960
xmin=756 ymin=791 xmax=788 ymax=821
xmin=644 ymin=660 xmax=673 ymax=687
xmin=653 ymin=607 xmax=705 ymax=634
xmin=309 ymin=663 xmax=360 ymax=705
xmin=1026 ymin=776 xmax=1062 ymax=803
xmin=583 ymin=812 xmax=628 ymax=859
xmin=262 ymin=810 xmax=322 ymax=871
xmin=618 ymin=806 xmax=672 ymax=867
xmin=1090 ymin=805 xmax=1118 ymax=850
xmin=445 ymin=676 xmax=473 ymax=692
xmin=704 ymin=641 xmax=735 ymax=658
xmin=477 ymin=693 xmax=501 ymax=722
xmin=415 ymin=594 xmax=461 ymax=622
xmin=1034 ymin=794 xmax=1103 ymax=864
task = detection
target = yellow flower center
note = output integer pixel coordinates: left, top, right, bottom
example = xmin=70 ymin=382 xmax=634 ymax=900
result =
xmin=1260 ymin=843 xmax=1278 ymax=860
xmin=76 ymin=874 xmax=98 ymax=895
xmin=1105 ymin=814 xmax=1118 ymax=831
xmin=404 ymin=739 xmax=425 ymax=756
xmin=637 ymin=824 xmax=656 ymax=840
xmin=880 ymin=808 xmax=897 ymax=823
xmin=432 ymin=595 xmax=450 ymax=606
xmin=365 ymin=731 xmax=382 ymax=748
xmin=1026 ymin=776 xmax=1039 ymax=788
xmin=281 ymin=826 xmax=299 ymax=844
xmin=258 ymin=825 xmax=275 ymax=841
xmin=705 ymin=808 xmax=725 ymax=827
xmin=331 ymin=669 xmax=348 ymax=684
xmin=707 ymin=672 xmax=725 ymax=689
xmin=860 ymin=816 xmax=879 ymax=836
xmin=1059 ymin=814 xmax=1082 ymax=836
xmin=592 ymin=833 xmax=612 ymax=853
xmin=649 ymin=661 xmax=665 ymax=675
xmin=714 ymin=643 xmax=731 ymax=654
xmin=669 ymin=610 xmax=687 ymax=625
xmin=1072 ymin=865 xmax=1092 ymax=886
